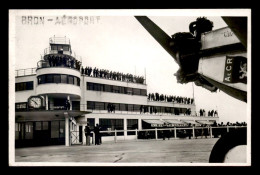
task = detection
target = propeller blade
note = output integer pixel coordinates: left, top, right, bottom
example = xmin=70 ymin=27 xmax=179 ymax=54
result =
xmin=134 ymin=16 xmax=177 ymax=61
xmin=222 ymin=17 xmax=247 ymax=48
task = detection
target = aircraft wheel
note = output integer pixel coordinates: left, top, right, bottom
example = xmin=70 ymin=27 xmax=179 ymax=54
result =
xmin=209 ymin=127 xmax=247 ymax=163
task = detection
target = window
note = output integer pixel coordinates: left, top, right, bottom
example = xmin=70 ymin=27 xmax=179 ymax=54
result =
xmin=15 ymin=83 xmax=25 ymax=91
xmin=77 ymin=77 xmax=80 ymax=86
xmin=95 ymin=102 xmax=105 ymax=110
xmin=118 ymin=87 xmax=124 ymax=94
xmin=38 ymin=75 xmax=45 ymax=84
xmin=46 ymin=74 xmax=53 ymax=83
xmin=133 ymin=104 xmax=141 ymax=112
xmin=87 ymin=82 xmax=146 ymax=96
xmin=15 ymin=81 xmax=34 ymax=91
xmin=119 ymin=104 xmax=127 ymax=111
xmin=87 ymin=118 xmax=95 ymax=130
xmin=87 ymin=101 xmax=95 ymax=110
xmin=104 ymin=84 xmax=112 ymax=92
xmin=51 ymin=45 xmax=57 ymax=50
xmin=26 ymin=81 xmax=33 ymax=90
xmin=179 ymin=108 xmax=186 ymax=114
xmin=165 ymin=107 xmax=171 ymax=113
xmin=87 ymin=82 xmax=94 ymax=90
xmin=161 ymin=107 xmax=166 ymax=113
xmin=126 ymin=87 xmax=133 ymax=95
xmin=128 ymin=104 xmax=134 ymax=111
xmin=99 ymin=119 xmax=124 ymax=132
xmin=37 ymin=74 xmax=79 ymax=86
xmin=35 ymin=122 xmax=41 ymax=130
xmin=73 ymin=77 xmax=78 ymax=86
xmin=68 ymin=75 xmax=74 ymax=84
xmin=72 ymin=101 xmax=80 ymax=110
xmin=94 ymin=83 xmax=101 ymax=91
xmin=133 ymin=88 xmax=141 ymax=95
xmin=155 ymin=106 xmax=161 ymax=113
xmin=141 ymin=89 xmax=147 ymax=96
xmin=127 ymin=119 xmax=138 ymax=129
xmin=61 ymin=75 xmax=67 ymax=83
xmin=127 ymin=119 xmax=138 ymax=135
xmin=112 ymin=86 xmax=120 ymax=93
xmin=53 ymin=74 xmax=61 ymax=83
xmin=63 ymin=45 xmax=69 ymax=51
xmin=114 ymin=103 xmax=120 ymax=111
xmin=57 ymin=45 xmax=62 ymax=50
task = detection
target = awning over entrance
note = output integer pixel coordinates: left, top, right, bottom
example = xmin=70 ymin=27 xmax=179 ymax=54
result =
xmin=196 ymin=120 xmax=214 ymax=125
xmin=142 ymin=119 xmax=165 ymax=127
xmin=143 ymin=119 xmax=165 ymax=124
xmin=182 ymin=120 xmax=201 ymax=126
xmin=15 ymin=110 xmax=92 ymax=122
xmin=163 ymin=119 xmax=188 ymax=127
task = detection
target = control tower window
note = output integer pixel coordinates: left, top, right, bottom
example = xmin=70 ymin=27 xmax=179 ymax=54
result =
xmin=57 ymin=45 xmax=62 ymax=50
xmin=53 ymin=74 xmax=61 ymax=83
xmin=61 ymin=75 xmax=67 ymax=84
xmin=63 ymin=46 xmax=69 ymax=51
xmin=68 ymin=75 xmax=74 ymax=85
xmin=51 ymin=45 xmax=58 ymax=50
xmin=37 ymin=74 xmax=80 ymax=86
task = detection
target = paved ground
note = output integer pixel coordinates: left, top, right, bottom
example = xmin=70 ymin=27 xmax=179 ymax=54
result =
xmin=15 ymin=138 xmax=219 ymax=164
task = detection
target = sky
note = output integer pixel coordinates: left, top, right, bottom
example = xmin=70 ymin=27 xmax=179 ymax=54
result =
xmin=11 ymin=10 xmax=249 ymax=124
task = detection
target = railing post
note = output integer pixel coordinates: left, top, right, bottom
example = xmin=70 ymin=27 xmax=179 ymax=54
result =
xmin=114 ymin=129 xmax=117 ymax=143
xmin=135 ymin=129 xmax=138 ymax=140
xmin=174 ymin=127 xmax=177 ymax=139
xmin=210 ymin=126 xmax=213 ymax=138
xmin=192 ymin=126 xmax=195 ymax=139
xmin=227 ymin=126 xmax=229 ymax=133
xmin=155 ymin=128 xmax=158 ymax=140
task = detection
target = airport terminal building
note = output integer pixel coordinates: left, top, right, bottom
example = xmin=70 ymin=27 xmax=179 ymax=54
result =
xmin=15 ymin=37 xmax=219 ymax=148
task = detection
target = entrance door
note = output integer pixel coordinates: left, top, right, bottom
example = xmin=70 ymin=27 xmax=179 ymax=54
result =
xmin=34 ymin=121 xmax=51 ymax=146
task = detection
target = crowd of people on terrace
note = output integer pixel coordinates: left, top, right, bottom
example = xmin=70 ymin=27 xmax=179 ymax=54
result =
xmin=81 ymin=66 xmax=145 ymax=84
xmin=43 ymin=55 xmax=145 ymax=84
xmin=197 ymin=109 xmax=218 ymax=117
xmin=147 ymin=93 xmax=194 ymax=104
xmin=45 ymin=54 xmax=82 ymax=70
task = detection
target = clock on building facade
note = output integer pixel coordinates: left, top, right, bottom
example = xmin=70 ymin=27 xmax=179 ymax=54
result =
xmin=28 ymin=96 xmax=44 ymax=109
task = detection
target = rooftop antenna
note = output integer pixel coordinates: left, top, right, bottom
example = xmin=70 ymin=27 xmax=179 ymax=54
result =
xmin=192 ymin=82 xmax=196 ymax=116
xmin=144 ymin=67 xmax=146 ymax=84
xmin=192 ymin=82 xmax=195 ymax=104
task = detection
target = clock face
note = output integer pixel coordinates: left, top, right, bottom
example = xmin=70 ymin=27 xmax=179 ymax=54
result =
xmin=29 ymin=97 xmax=42 ymax=108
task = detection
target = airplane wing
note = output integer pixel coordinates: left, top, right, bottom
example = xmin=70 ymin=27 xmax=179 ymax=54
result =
xmin=222 ymin=17 xmax=247 ymax=48
xmin=134 ymin=16 xmax=177 ymax=61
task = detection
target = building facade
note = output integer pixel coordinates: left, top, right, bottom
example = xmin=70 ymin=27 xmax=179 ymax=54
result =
xmin=15 ymin=37 xmax=219 ymax=147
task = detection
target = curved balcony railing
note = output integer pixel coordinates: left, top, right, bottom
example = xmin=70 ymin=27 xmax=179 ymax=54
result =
xmin=37 ymin=59 xmax=81 ymax=72
xmin=43 ymin=47 xmax=82 ymax=61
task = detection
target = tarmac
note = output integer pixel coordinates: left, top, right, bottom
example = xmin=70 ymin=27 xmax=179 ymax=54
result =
xmin=14 ymin=138 xmax=219 ymax=165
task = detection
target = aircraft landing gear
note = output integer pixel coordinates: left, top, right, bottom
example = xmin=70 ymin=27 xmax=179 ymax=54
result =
xmin=209 ymin=127 xmax=247 ymax=163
